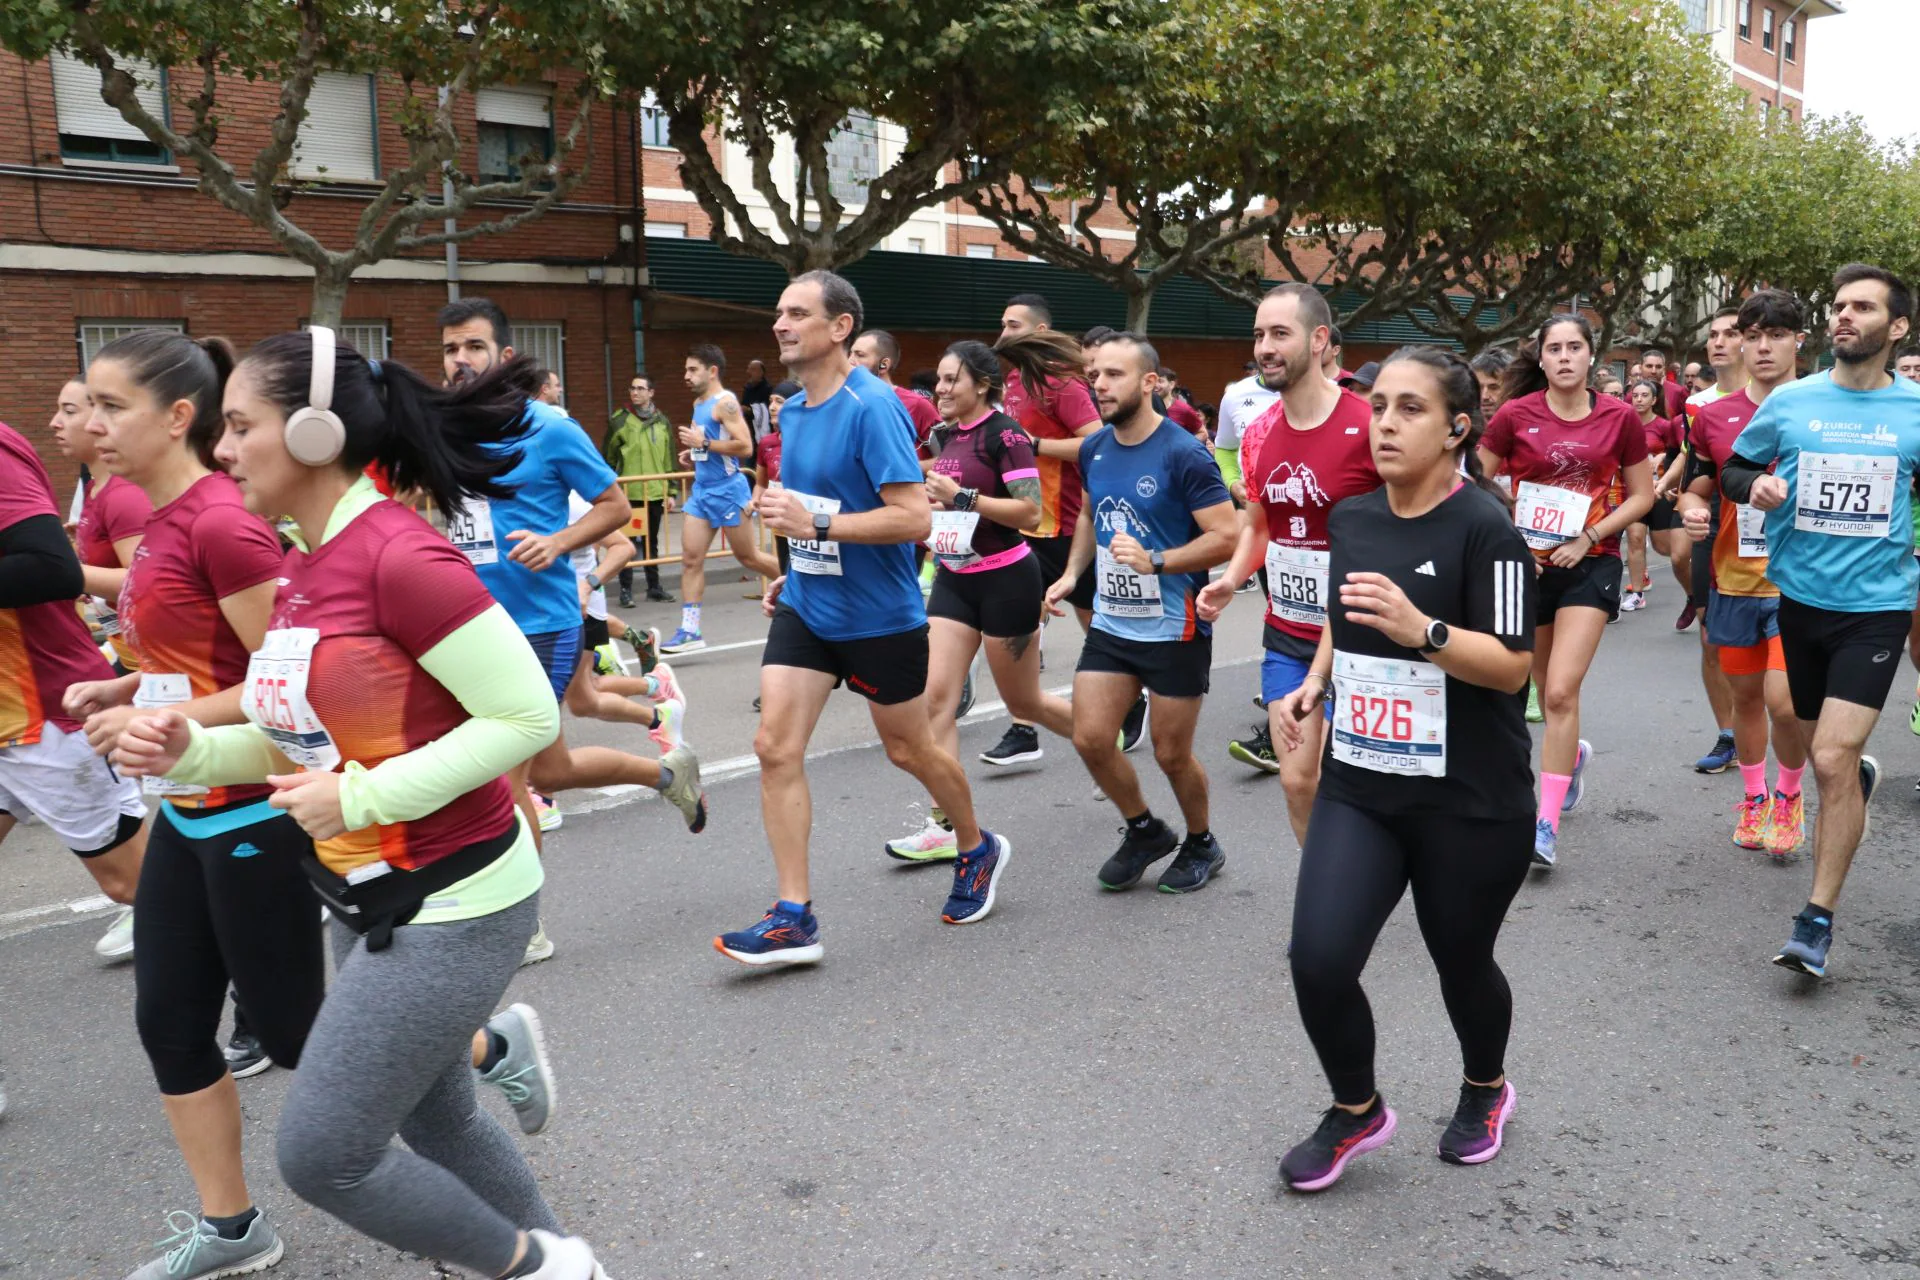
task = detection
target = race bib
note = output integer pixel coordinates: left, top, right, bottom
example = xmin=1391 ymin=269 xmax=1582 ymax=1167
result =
xmin=1795 ymin=452 xmax=1896 ymax=537
xmin=928 ymin=511 xmax=982 ymax=570
xmin=1514 ymin=482 xmax=1592 ymax=551
xmin=240 ymin=628 xmax=342 ymax=772
xmin=447 ymin=498 xmax=498 ymax=566
xmin=781 ymin=487 xmax=843 ymax=576
xmin=90 ymin=598 xmax=123 ymax=638
xmin=689 ymin=446 xmax=710 ymax=463
xmin=1330 ymin=650 xmax=1447 ymax=778
xmin=1094 ymin=545 xmax=1162 ymax=618
xmin=1736 ymin=502 xmax=1768 ymax=559
xmin=134 ymin=672 xmax=206 ymax=797
xmin=1265 ymin=543 xmax=1329 ymax=628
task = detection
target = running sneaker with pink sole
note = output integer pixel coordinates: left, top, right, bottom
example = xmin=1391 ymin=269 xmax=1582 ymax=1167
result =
xmin=1279 ymin=1098 xmax=1397 ymax=1192
xmin=1438 ymin=1080 xmax=1516 ymax=1165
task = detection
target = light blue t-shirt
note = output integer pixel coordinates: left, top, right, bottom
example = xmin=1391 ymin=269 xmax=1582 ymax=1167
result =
xmin=1078 ymin=420 xmax=1233 ymax=643
xmin=468 ymin=399 xmax=619 ymax=636
xmin=690 ymin=396 xmax=750 ymax=497
xmin=777 ymin=365 xmax=927 ymax=641
xmin=1730 ymin=370 xmax=1920 ymax=613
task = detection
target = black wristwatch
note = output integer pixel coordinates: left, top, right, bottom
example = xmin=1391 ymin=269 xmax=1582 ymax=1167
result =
xmin=585 ymin=572 xmax=603 ymax=590
xmin=952 ymin=487 xmax=978 ymax=512
xmin=813 ymin=511 xmax=833 ymax=540
xmin=1418 ymin=618 xmax=1451 ymax=654
xmin=1149 ymin=549 xmax=1166 ymax=572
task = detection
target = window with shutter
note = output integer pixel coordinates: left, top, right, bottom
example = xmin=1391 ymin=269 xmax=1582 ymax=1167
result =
xmin=293 ymin=73 xmax=377 ymax=182
xmin=51 ymin=51 xmax=170 ymax=165
xmin=77 ymin=320 xmax=184 ymax=372
xmin=640 ymin=90 xmax=671 ymax=148
xmin=336 ymin=322 xmax=390 ymax=359
xmin=476 ymin=88 xmax=554 ymax=184
xmin=514 ymin=323 xmax=565 ymax=384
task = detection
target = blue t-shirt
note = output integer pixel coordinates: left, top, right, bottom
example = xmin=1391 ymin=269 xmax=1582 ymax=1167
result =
xmin=1079 ymin=420 xmax=1232 ymax=642
xmin=467 ymin=399 xmax=620 ymax=636
xmin=1730 ymin=371 xmax=1920 ymax=613
xmin=690 ymin=396 xmax=749 ymax=496
xmin=777 ymin=365 xmax=927 ymax=641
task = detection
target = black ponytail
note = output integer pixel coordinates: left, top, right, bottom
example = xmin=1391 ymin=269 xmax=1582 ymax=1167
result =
xmin=1379 ymin=345 xmax=1510 ymax=511
xmin=239 ymin=333 xmax=537 ymax=515
xmin=92 ymin=330 xmax=236 ymax=471
xmin=1499 ymin=314 xmax=1596 ymax=404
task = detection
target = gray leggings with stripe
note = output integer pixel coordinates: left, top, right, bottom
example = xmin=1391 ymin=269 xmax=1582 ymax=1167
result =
xmin=275 ymin=893 xmax=559 ymax=1274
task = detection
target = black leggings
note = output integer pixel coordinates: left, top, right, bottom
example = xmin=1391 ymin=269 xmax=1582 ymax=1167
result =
xmin=133 ymin=799 xmax=327 ymax=1095
xmin=1289 ymin=796 xmax=1533 ymax=1106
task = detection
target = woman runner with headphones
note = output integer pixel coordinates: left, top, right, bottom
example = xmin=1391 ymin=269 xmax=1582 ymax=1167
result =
xmin=114 ymin=328 xmax=607 ymax=1279
xmin=1272 ymin=348 xmax=1538 ymax=1192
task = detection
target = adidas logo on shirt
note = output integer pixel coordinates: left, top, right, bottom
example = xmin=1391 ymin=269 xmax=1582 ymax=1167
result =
xmin=1416 ymin=561 xmax=1437 ymax=576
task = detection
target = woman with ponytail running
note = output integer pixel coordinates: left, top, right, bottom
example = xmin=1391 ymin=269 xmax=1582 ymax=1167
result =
xmin=1272 ymin=348 xmax=1538 ymax=1192
xmin=115 ymin=328 xmax=608 ymax=1279
xmin=1478 ymin=316 xmax=1653 ymax=867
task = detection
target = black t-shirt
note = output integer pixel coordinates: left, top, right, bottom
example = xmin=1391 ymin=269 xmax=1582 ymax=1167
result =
xmin=1318 ymin=483 xmax=1538 ymax=821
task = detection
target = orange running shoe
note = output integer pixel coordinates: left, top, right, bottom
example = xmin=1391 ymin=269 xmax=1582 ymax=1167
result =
xmin=1733 ymin=793 xmax=1772 ymax=850
xmin=1765 ymin=790 xmax=1805 ymax=858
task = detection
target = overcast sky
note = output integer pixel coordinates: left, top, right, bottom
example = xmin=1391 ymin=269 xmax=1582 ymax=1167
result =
xmin=1802 ymin=0 xmax=1919 ymax=144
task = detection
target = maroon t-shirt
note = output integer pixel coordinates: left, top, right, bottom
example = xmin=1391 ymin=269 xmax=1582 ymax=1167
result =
xmin=755 ymin=432 xmax=782 ymax=487
xmin=893 ymin=385 xmax=942 ymax=455
xmin=1640 ymin=415 xmax=1680 ymax=460
xmin=75 ymin=474 xmax=151 ymax=569
xmin=928 ymin=410 xmax=1040 ymax=568
xmin=1662 ymin=381 xmax=1688 ymax=421
xmin=0 ymin=424 xmax=114 ymax=748
xmin=266 ymin=498 xmax=513 ymax=876
xmin=1166 ymin=397 xmax=1207 ymax=438
xmin=1482 ymin=390 xmax=1648 ymax=560
xmin=1248 ymin=388 xmax=1380 ymax=642
xmin=1005 ymin=369 xmax=1101 ymax=538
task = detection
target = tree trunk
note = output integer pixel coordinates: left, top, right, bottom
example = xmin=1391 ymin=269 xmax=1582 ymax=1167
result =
xmin=308 ymin=267 xmax=353 ymax=329
xmin=1125 ymin=287 xmax=1155 ymax=335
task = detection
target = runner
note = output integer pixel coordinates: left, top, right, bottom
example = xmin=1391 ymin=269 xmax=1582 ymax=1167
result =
xmin=1622 ymin=378 xmax=1681 ymax=613
xmin=716 ymin=270 xmax=1010 ymax=966
xmin=747 ymin=381 xmax=798 ymax=579
xmin=1896 ymin=345 xmax=1920 ymax=383
xmin=1270 ymin=346 xmax=1537 ymax=1192
xmin=659 ymin=344 xmax=755 ymax=654
xmin=1470 ymin=349 xmax=1516 ymax=424
xmin=1638 ymin=346 xmax=1690 ymax=420
xmin=1322 ymin=326 xmax=1346 ymax=381
xmin=984 ymin=294 xmax=1148 ymax=766
xmin=1212 ymin=350 xmax=1287 ymax=771
xmin=1718 ymin=264 xmax=1920 ymax=978
xmin=1046 ymin=331 xmax=1238 ymax=892
xmin=1196 ymin=285 xmax=1379 ymax=845
xmin=1478 ymin=314 xmax=1653 ymax=868
xmin=63 ymin=329 xmax=325 ymax=1280
xmin=602 ymin=373 xmax=676 ymax=606
xmin=883 ymin=341 xmax=1075 ymax=862
xmin=853 ymin=328 xmax=943 ymax=454
xmin=112 ymin=325 xmax=607 ymax=1280
xmin=1674 ymin=308 xmax=1747 ymax=772
xmin=563 ymin=492 xmax=688 ymax=748
xmin=1676 ymin=288 xmax=1809 ymax=859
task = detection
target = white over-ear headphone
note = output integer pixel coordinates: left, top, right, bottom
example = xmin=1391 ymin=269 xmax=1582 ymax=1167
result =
xmin=284 ymin=325 xmax=347 ymax=467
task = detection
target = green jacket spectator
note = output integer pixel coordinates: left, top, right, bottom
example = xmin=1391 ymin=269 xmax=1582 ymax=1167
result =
xmin=603 ymin=404 xmax=676 ymax=501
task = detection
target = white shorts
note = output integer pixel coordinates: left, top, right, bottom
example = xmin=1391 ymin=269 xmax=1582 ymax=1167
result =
xmin=0 ymin=722 xmax=146 ymax=853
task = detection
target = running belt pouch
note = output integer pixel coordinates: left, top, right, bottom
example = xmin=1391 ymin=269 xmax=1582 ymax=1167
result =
xmin=301 ymin=824 xmax=516 ymax=951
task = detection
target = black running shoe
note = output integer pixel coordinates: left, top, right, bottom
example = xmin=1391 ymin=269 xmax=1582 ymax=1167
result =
xmin=1437 ymin=1080 xmax=1515 ymax=1165
xmin=1227 ymin=724 xmax=1280 ymax=774
xmin=980 ymin=723 xmax=1043 ymax=767
xmin=1119 ymin=694 xmax=1149 ymax=754
xmin=224 ymin=1027 xmax=271 ymax=1080
xmin=956 ymin=670 xmax=976 ymax=720
xmin=1097 ymin=819 xmax=1179 ymax=890
xmin=1157 ymin=832 xmax=1225 ymax=893
xmin=1279 ymin=1097 xmax=1397 ymax=1192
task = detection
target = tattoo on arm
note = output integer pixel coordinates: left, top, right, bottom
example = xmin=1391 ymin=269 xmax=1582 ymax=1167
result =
xmin=1007 ymin=477 xmax=1042 ymax=507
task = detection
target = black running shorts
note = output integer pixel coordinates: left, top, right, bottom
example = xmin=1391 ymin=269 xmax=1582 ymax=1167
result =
xmin=1076 ymin=625 xmax=1212 ymax=699
xmin=1029 ymin=534 xmax=1096 ymax=613
xmin=1535 ymin=554 xmax=1622 ymax=626
xmin=928 ymin=553 xmax=1045 ymax=639
xmin=1776 ymin=595 xmax=1910 ymax=721
xmin=763 ymin=605 xmax=929 ymax=705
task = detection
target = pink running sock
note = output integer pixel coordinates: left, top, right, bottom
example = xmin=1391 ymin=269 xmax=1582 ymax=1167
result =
xmin=1739 ymin=761 xmax=1767 ymax=798
xmin=1538 ymin=772 xmax=1571 ymax=831
xmin=1775 ymin=764 xmax=1804 ymax=797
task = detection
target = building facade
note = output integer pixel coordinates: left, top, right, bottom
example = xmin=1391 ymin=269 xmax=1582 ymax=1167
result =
xmin=1679 ymin=0 xmax=1843 ymax=123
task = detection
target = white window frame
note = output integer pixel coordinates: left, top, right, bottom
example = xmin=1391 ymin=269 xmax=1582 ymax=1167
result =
xmin=645 ymin=222 xmax=687 ymax=238
xmin=965 ymin=243 xmax=996 ymax=260
xmin=292 ymin=72 xmax=378 ymax=182
xmin=639 ymin=89 xmax=671 ymax=149
xmin=77 ymin=319 xmax=184 ymax=372
xmin=50 ymin=50 xmax=173 ymax=167
xmin=336 ymin=321 xmax=391 ymax=359
xmin=1761 ymin=6 xmax=1775 ymax=51
xmin=514 ymin=322 xmax=565 ymax=384
xmin=1737 ymin=0 xmax=1752 ymax=38
xmin=906 ymin=237 xmax=926 ymax=254
xmin=1784 ymin=17 xmax=1797 ymax=62
xmin=475 ymin=86 xmax=554 ymax=184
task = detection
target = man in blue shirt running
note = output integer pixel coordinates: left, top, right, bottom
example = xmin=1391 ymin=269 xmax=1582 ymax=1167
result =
xmin=1044 ymin=332 xmax=1239 ymax=896
xmin=714 ymin=272 xmax=1009 ymax=968
xmin=1721 ymin=263 xmax=1920 ymax=979
xmin=661 ymin=344 xmax=760 ymax=653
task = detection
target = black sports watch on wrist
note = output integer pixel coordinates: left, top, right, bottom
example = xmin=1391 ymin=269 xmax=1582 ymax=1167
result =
xmin=952 ymin=487 xmax=978 ymax=512
xmin=1149 ymin=549 xmax=1166 ymax=572
xmin=813 ymin=511 xmax=833 ymax=540
xmin=1418 ymin=618 xmax=1451 ymax=654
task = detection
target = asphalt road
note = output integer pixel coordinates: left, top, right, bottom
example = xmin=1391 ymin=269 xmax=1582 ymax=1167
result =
xmin=4 ymin=579 xmax=1920 ymax=1279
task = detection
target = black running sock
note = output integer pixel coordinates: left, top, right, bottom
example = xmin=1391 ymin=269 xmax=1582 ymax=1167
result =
xmin=478 ymin=1031 xmax=509 ymax=1074
xmin=499 ymin=1234 xmax=545 ymax=1279
xmin=204 ymin=1208 xmax=258 ymax=1241
xmin=1802 ymin=902 xmax=1832 ymax=925
xmin=1126 ymin=810 xmax=1157 ymax=834
xmin=1188 ymin=829 xmax=1212 ymax=845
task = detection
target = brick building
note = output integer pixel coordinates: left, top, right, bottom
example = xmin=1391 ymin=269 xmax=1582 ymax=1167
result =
xmin=1677 ymin=0 xmax=1843 ymax=122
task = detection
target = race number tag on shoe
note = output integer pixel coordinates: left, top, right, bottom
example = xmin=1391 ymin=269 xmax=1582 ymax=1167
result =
xmin=446 ymin=498 xmax=498 ymax=565
xmin=927 ymin=511 xmax=982 ymax=571
xmin=1094 ymin=546 xmax=1161 ymax=618
xmin=241 ymin=628 xmax=342 ymax=772
xmin=1736 ymin=502 xmax=1769 ymax=559
xmin=134 ymin=672 xmax=207 ymax=797
xmin=1330 ymin=651 xmax=1446 ymax=778
xmin=1514 ymin=482 xmax=1591 ymax=551
xmin=1795 ymin=453 xmax=1895 ymax=537
xmin=1265 ymin=543 xmax=1329 ymax=628
xmin=783 ymin=489 xmax=844 ymax=576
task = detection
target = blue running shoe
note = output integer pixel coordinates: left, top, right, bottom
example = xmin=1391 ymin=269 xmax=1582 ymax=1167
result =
xmin=1561 ymin=740 xmax=1593 ymax=813
xmin=1531 ymin=819 xmax=1557 ymax=868
xmin=1694 ymin=730 xmax=1736 ymax=774
xmin=1772 ymin=910 xmax=1833 ymax=978
xmin=714 ymin=902 xmax=822 ymax=967
xmin=942 ymin=832 xmax=1011 ymax=925
xmin=660 ymin=627 xmax=706 ymax=655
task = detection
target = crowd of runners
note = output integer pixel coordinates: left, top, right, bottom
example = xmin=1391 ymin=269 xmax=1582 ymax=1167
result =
xmin=4 ymin=255 xmax=1920 ymax=1276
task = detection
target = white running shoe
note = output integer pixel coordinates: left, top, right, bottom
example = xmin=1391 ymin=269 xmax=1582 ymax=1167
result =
xmin=95 ymin=906 xmax=135 ymax=962
xmin=884 ymin=816 xmax=959 ymax=862
xmin=521 ymin=921 xmax=555 ymax=967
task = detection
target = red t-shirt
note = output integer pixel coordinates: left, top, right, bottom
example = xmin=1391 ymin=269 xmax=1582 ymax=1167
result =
xmin=120 ymin=472 xmax=285 ymax=806
xmin=1248 ymin=388 xmax=1380 ymax=642
xmin=1483 ymin=390 xmax=1648 ymax=560
xmin=1166 ymin=397 xmax=1207 ymax=438
xmin=892 ymin=385 xmax=941 ymax=455
xmin=1689 ymin=390 xmax=1775 ymax=599
xmin=1641 ymin=415 xmax=1680 ymax=460
xmin=0 ymin=425 xmax=114 ymax=748
xmin=756 ymin=432 xmax=783 ymax=487
xmin=1005 ymin=369 xmax=1101 ymax=539
xmin=1662 ymin=381 xmax=1688 ymax=421
xmin=75 ymin=474 xmax=151 ymax=569
xmin=266 ymin=499 xmax=512 ymax=876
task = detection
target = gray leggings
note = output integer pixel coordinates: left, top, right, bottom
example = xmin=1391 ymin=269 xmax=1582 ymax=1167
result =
xmin=276 ymin=894 xmax=559 ymax=1275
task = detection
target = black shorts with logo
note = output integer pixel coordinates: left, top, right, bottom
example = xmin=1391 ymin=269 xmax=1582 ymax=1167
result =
xmin=1029 ymin=534 xmax=1096 ymax=613
xmin=763 ymin=604 xmax=929 ymax=705
xmin=1536 ymin=554 xmax=1623 ymax=625
xmin=929 ymin=553 xmax=1046 ymax=639
xmin=1776 ymin=595 xmax=1910 ymax=721
xmin=1076 ymin=624 xmax=1212 ymax=699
